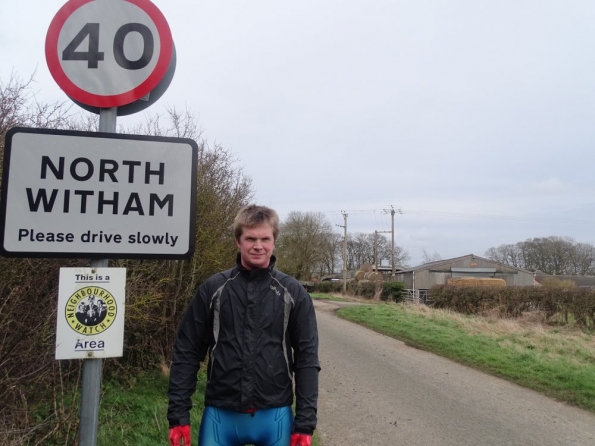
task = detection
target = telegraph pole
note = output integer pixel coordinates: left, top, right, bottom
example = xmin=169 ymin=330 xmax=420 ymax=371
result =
xmin=383 ymin=206 xmax=401 ymax=280
xmin=374 ymin=230 xmax=377 ymax=271
xmin=336 ymin=212 xmax=348 ymax=293
xmin=390 ymin=207 xmax=395 ymax=278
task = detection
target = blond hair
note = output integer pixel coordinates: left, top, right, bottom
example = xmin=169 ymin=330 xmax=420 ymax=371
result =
xmin=233 ymin=205 xmax=280 ymax=240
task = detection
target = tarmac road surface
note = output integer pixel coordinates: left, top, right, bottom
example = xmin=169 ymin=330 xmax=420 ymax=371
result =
xmin=314 ymin=300 xmax=595 ymax=446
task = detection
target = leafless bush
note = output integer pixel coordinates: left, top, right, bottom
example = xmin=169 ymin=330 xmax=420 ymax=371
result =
xmin=0 ymin=257 xmax=87 ymax=445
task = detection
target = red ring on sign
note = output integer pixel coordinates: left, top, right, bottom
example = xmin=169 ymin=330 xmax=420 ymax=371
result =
xmin=45 ymin=0 xmax=173 ymax=108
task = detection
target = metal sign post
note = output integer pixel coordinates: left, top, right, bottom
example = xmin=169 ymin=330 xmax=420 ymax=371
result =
xmin=78 ymin=108 xmax=116 ymax=446
xmin=79 ymin=351 xmax=103 ymax=446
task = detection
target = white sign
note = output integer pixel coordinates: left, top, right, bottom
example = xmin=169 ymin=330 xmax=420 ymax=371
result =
xmin=0 ymin=127 xmax=197 ymax=259
xmin=45 ymin=0 xmax=173 ymax=108
xmin=56 ymin=267 xmax=126 ymax=359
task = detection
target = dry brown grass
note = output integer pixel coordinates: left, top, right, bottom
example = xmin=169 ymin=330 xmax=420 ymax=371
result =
xmin=159 ymin=361 xmax=171 ymax=376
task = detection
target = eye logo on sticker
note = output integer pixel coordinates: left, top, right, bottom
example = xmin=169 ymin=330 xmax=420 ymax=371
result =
xmin=65 ymin=286 xmax=117 ymax=335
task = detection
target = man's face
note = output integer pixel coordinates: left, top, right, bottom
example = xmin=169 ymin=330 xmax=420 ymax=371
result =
xmin=236 ymin=223 xmax=275 ymax=270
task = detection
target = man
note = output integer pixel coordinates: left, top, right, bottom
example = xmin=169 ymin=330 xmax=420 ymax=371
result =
xmin=168 ymin=205 xmax=320 ymax=446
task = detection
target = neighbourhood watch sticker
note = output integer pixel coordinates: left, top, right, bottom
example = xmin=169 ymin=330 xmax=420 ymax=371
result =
xmin=65 ymin=286 xmax=117 ymax=335
xmin=56 ymin=267 xmax=126 ymax=360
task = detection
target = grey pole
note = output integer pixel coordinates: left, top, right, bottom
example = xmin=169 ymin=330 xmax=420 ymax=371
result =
xmin=342 ymin=212 xmax=347 ymax=293
xmin=78 ymin=107 xmax=116 ymax=446
xmin=336 ymin=213 xmax=348 ymax=293
xmin=374 ymin=230 xmax=378 ymax=272
xmin=79 ymin=353 xmax=103 ymax=446
xmin=391 ymin=207 xmax=395 ymax=279
xmin=383 ymin=206 xmax=397 ymax=280
xmin=98 ymin=107 xmax=117 ymax=133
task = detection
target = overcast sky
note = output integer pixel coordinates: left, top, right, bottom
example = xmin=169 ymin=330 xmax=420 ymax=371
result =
xmin=2 ymin=0 xmax=595 ymax=266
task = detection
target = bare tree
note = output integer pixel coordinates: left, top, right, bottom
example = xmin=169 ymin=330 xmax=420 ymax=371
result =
xmin=484 ymin=244 xmax=524 ymax=267
xmin=0 ymin=72 xmax=72 ymax=136
xmin=346 ymin=233 xmax=375 ymax=269
xmin=275 ymin=212 xmax=335 ymax=280
xmin=569 ymin=242 xmax=595 ymax=275
xmin=346 ymin=232 xmax=409 ymax=270
xmin=126 ymin=105 xmax=200 ymax=139
xmin=316 ymin=231 xmax=343 ymax=276
xmin=485 ymin=236 xmax=595 ymax=275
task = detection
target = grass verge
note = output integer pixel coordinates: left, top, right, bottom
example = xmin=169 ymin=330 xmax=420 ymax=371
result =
xmin=337 ymin=302 xmax=595 ymax=412
xmin=98 ymin=369 xmax=319 ymax=445
xmin=97 ymin=371 xmax=204 ymax=446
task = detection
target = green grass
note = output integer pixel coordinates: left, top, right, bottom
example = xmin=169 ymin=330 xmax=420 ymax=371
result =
xmin=310 ymin=292 xmax=348 ymax=302
xmin=337 ymin=302 xmax=595 ymax=412
xmin=98 ymin=369 xmax=319 ymax=445
xmin=97 ymin=371 xmax=204 ymax=446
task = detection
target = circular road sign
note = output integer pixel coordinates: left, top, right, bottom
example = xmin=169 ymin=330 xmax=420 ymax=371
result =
xmin=45 ymin=0 xmax=173 ymax=108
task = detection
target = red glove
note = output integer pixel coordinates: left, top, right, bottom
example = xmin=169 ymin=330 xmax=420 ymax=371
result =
xmin=290 ymin=433 xmax=312 ymax=446
xmin=169 ymin=425 xmax=191 ymax=445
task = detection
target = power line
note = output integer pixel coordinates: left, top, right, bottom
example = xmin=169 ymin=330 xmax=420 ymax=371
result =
xmin=403 ymin=209 xmax=595 ymax=224
xmin=326 ymin=208 xmax=595 ymax=225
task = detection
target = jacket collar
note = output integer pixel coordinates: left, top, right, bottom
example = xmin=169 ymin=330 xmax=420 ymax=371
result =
xmin=236 ymin=253 xmax=276 ymax=278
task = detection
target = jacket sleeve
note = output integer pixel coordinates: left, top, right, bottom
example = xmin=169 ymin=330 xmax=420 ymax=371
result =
xmin=167 ymin=284 xmax=212 ymax=427
xmin=289 ymin=284 xmax=320 ymax=435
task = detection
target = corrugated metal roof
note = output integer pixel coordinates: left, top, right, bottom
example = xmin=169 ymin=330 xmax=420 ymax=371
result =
xmin=398 ymin=253 xmax=535 ymax=275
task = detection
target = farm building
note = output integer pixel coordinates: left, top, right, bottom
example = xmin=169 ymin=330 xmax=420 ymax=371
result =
xmin=395 ymin=254 xmax=536 ymax=295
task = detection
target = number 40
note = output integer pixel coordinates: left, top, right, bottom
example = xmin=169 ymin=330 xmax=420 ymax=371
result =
xmin=62 ymin=22 xmax=154 ymax=70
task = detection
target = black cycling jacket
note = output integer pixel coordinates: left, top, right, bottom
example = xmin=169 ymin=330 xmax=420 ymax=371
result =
xmin=167 ymin=255 xmax=320 ymax=435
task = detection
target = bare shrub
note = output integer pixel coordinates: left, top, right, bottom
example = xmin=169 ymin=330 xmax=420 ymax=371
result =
xmin=518 ymin=311 xmax=547 ymax=325
xmin=0 ymin=257 xmax=87 ymax=445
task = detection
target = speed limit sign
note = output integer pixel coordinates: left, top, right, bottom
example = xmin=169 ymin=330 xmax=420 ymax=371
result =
xmin=45 ymin=0 xmax=173 ymax=108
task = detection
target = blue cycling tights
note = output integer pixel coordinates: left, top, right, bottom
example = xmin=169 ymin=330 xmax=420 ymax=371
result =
xmin=198 ymin=406 xmax=293 ymax=446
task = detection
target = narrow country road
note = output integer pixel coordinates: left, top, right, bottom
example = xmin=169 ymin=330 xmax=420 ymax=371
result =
xmin=314 ymin=300 xmax=595 ymax=446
